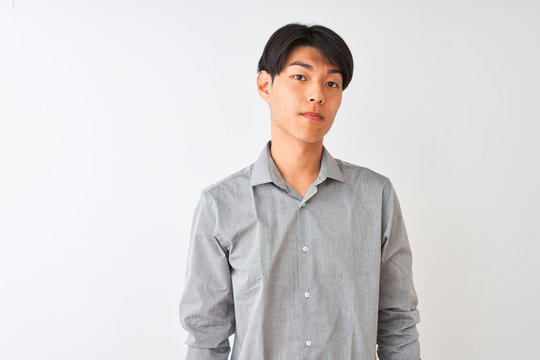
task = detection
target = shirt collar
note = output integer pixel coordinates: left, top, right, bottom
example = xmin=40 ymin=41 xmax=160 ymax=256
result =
xmin=250 ymin=140 xmax=345 ymax=187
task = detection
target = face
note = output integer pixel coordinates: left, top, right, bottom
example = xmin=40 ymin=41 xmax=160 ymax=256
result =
xmin=257 ymin=46 xmax=343 ymax=146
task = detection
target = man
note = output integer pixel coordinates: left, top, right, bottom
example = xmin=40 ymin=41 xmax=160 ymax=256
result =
xmin=179 ymin=23 xmax=421 ymax=360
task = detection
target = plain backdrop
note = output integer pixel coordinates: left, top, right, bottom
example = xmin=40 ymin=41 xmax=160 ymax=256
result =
xmin=1 ymin=0 xmax=539 ymax=359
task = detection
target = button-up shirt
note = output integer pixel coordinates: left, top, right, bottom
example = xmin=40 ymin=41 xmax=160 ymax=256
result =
xmin=179 ymin=140 xmax=421 ymax=360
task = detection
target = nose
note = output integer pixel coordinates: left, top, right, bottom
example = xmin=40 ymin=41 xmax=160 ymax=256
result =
xmin=307 ymin=83 xmax=324 ymax=104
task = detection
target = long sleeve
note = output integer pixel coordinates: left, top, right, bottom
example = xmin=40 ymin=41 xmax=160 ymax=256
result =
xmin=377 ymin=180 xmax=421 ymax=360
xmin=179 ymin=190 xmax=236 ymax=360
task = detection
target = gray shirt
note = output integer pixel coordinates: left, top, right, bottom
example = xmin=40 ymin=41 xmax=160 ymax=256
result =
xmin=179 ymin=140 xmax=420 ymax=360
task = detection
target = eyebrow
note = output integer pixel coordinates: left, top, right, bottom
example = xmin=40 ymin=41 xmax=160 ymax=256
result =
xmin=288 ymin=61 xmax=342 ymax=75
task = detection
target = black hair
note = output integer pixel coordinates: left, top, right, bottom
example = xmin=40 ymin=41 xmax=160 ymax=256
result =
xmin=257 ymin=23 xmax=354 ymax=90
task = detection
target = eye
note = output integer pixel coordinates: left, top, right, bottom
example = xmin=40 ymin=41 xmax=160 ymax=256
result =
xmin=326 ymin=81 xmax=340 ymax=88
xmin=293 ymin=74 xmax=306 ymax=81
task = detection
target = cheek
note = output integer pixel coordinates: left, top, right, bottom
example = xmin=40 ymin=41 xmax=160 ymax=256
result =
xmin=330 ymin=95 xmax=342 ymax=112
xmin=276 ymin=87 xmax=298 ymax=111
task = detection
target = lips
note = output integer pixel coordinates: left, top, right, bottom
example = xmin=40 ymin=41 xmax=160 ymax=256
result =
xmin=301 ymin=112 xmax=323 ymax=120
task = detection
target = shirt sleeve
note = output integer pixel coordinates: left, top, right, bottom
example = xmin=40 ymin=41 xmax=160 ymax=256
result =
xmin=377 ymin=180 xmax=421 ymax=360
xmin=179 ymin=190 xmax=236 ymax=360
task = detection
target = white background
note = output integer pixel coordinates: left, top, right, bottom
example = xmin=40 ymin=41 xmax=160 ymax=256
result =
xmin=1 ymin=0 xmax=539 ymax=359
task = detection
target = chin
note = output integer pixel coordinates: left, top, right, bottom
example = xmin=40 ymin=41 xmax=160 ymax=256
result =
xmin=295 ymin=134 xmax=324 ymax=144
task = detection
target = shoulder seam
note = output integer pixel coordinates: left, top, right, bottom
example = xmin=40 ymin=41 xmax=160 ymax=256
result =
xmin=201 ymin=165 xmax=252 ymax=194
xmin=336 ymin=159 xmax=390 ymax=182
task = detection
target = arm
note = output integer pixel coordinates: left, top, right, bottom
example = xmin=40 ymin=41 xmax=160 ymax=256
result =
xmin=377 ymin=180 xmax=421 ymax=360
xmin=179 ymin=190 xmax=235 ymax=360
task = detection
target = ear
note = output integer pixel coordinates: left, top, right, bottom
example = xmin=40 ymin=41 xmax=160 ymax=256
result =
xmin=256 ymin=70 xmax=272 ymax=103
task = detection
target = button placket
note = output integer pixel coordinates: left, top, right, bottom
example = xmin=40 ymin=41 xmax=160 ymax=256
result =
xmin=297 ymin=196 xmax=314 ymax=357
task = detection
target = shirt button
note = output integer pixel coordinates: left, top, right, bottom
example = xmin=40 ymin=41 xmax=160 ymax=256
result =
xmin=301 ymin=202 xmax=306 ymax=207
xmin=302 ymin=246 xmax=309 ymax=252
xmin=304 ymin=291 xmax=310 ymax=298
xmin=305 ymin=340 xmax=312 ymax=346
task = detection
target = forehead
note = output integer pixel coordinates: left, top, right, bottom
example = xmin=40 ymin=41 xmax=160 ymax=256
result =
xmin=284 ymin=46 xmax=341 ymax=74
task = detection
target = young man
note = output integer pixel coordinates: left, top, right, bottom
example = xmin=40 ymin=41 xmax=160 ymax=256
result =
xmin=179 ymin=23 xmax=421 ymax=360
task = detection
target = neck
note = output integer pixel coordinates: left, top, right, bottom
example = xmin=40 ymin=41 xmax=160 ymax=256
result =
xmin=269 ymin=136 xmax=323 ymax=186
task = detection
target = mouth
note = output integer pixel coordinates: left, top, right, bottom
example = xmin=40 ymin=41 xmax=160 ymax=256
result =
xmin=301 ymin=112 xmax=323 ymax=121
